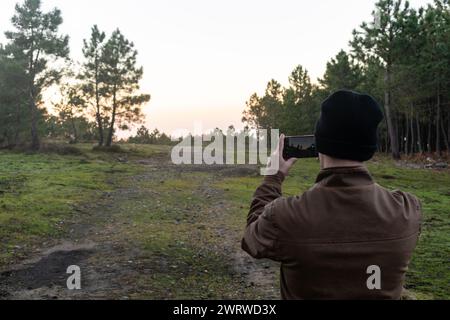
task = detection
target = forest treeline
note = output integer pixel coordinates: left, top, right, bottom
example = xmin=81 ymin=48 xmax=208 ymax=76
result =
xmin=243 ymin=0 xmax=450 ymax=158
xmin=1 ymin=0 xmax=449 ymax=159
xmin=0 ymin=0 xmax=152 ymax=150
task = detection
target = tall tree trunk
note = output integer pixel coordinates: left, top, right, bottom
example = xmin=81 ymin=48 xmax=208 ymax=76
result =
xmin=399 ymin=118 xmax=403 ymax=154
xmin=106 ymin=87 xmax=117 ymax=147
xmin=95 ymin=93 xmax=104 ymax=146
xmin=14 ymin=103 xmax=21 ymax=147
xmin=385 ymin=135 xmax=388 ymax=154
xmin=71 ymin=117 xmax=78 ymax=144
xmin=436 ymin=85 xmax=441 ymax=155
xmin=384 ymin=68 xmax=400 ymax=159
xmin=428 ymin=109 xmax=433 ymax=153
xmin=95 ymin=69 xmax=104 ymax=146
xmin=416 ymin=115 xmax=423 ymax=154
xmin=96 ymin=112 xmax=104 ymax=146
xmin=441 ymin=118 xmax=449 ymax=152
xmin=28 ymin=57 xmax=40 ymax=151
xmin=29 ymin=93 xmax=40 ymax=151
xmin=395 ymin=113 xmax=400 ymax=155
xmin=410 ymin=107 xmax=415 ymax=154
xmin=448 ymin=109 xmax=450 ymax=150
xmin=405 ymin=113 xmax=410 ymax=155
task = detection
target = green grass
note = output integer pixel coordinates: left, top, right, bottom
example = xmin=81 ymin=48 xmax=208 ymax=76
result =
xmin=216 ymin=157 xmax=450 ymax=300
xmin=98 ymin=170 xmax=257 ymax=299
xmin=0 ymin=143 xmax=169 ymax=264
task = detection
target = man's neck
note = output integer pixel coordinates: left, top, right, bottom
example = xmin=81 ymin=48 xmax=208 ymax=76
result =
xmin=320 ymin=154 xmax=364 ymax=170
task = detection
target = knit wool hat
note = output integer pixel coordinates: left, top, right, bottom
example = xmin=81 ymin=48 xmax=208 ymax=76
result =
xmin=314 ymin=90 xmax=384 ymax=162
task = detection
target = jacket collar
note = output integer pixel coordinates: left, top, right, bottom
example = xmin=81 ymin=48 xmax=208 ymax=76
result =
xmin=315 ymin=166 xmax=375 ymax=187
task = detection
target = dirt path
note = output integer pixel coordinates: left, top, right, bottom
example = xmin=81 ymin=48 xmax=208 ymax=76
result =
xmin=0 ymin=154 xmax=279 ymax=300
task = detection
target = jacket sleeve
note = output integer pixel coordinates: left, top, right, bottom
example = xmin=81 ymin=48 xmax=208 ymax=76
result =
xmin=241 ymin=172 xmax=285 ymax=261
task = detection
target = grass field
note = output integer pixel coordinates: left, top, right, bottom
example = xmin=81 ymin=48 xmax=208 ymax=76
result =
xmin=0 ymin=143 xmax=448 ymax=299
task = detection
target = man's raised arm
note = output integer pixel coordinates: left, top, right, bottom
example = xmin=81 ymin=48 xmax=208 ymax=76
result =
xmin=241 ymin=135 xmax=297 ymax=260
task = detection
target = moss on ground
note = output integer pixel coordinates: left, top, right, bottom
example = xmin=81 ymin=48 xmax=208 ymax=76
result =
xmin=0 ymin=144 xmax=155 ymax=264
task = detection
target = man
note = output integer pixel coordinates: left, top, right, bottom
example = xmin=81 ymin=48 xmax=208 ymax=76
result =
xmin=242 ymin=90 xmax=422 ymax=300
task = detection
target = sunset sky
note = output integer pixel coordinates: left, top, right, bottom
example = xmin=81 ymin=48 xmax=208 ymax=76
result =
xmin=0 ymin=0 xmax=431 ymax=136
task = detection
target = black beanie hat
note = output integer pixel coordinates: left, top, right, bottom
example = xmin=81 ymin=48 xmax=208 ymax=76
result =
xmin=314 ymin=90 xmax=384 ymax=162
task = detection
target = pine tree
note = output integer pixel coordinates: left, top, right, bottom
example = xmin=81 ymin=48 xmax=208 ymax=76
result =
xmin=351 ymin=0 xmax=411 ymax=159
xmin=319 ymin=50 xmax=362 ymax=93
xmin=102 ymin=29 xmax=151 ymax=147
xmin=79 ymin=25 xmax=107 ymax=146
xmin=4 ymin=0 xmax=69 ymax=150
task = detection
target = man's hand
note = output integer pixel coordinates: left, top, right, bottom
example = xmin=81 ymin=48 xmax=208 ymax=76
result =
xmin=277 ymin=134 xmax=298 ymax=177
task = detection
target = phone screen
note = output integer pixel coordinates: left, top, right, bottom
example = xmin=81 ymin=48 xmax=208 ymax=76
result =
xmin=283 ymin=135 xmax=318 ymax=160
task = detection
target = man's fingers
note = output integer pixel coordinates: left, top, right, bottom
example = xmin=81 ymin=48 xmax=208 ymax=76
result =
xmin=279 ymin=134 xmax=285 ymax=154
xmin=287 ymin=158 xmax=298 ymax=166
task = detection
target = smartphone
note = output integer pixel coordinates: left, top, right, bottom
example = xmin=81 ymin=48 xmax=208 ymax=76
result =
xmin=283 ymin=135 xmax=318 ymax=160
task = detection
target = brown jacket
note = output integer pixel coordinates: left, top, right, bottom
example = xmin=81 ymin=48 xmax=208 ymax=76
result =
xmin=242 ymin=166 xmax=422 ymax=300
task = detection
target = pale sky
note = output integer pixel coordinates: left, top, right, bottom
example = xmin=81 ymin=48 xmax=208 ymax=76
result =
xmin=0 ymin=0 xmax=431 ymax=136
